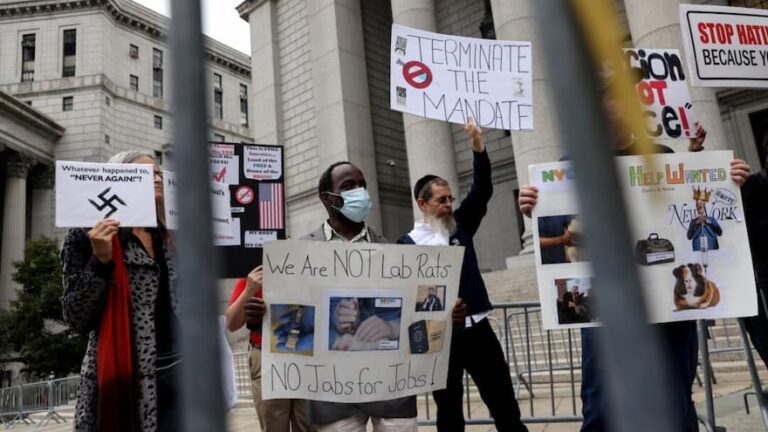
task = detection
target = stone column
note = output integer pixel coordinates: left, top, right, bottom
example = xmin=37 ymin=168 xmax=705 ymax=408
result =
xmin=239 ymin=0 xmax=283 ymax=145
xmin=1 ymin=152 xmax=35 ymax=310
xmin=391 ymin=0 xmax=460 ymax=220
xmin=307 ymin=0 xmax=383 ymax=230
xmin=490 ymin=0 xmax=565 ymax=253
xmin=30 ymin=166 xmax=54 ymax=239
xmin=624 ymin=0 xmax=727 ymax=151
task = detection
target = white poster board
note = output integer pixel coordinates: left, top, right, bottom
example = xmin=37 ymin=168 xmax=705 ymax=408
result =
xmin=623 ymin=48 xmax=698 ymax=139
xmin=530 ymin=151 xmax=757 ymax=329
xmin=244 ymin=145 xmax=283 ymax=180
xmin=162 ymin=171 xmax=233 ymax=237
xmin=55 ymin=161 xmax=156 ymax=227
xmin=390 ymin=24 xmax=533 ymax=130
xmin=261 ymin=240 xmax=464 ymax=402
xmin=680 ymin=4 xmax=768 ymax=87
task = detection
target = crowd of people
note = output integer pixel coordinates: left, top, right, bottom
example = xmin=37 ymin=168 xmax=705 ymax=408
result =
xmin=59 ymin=69 xmax=768 ymax=432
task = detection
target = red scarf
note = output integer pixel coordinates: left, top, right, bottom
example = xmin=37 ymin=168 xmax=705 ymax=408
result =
xmin=96 ymin=236 xmax=139 ymax=432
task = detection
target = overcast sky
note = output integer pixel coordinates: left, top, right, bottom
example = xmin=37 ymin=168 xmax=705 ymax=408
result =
xmin=133 ymin=0 xmax=251 ymax=54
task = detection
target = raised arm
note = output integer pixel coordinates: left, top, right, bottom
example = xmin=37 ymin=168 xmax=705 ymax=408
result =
xmin=454 ymin=117 xmax=493 ymax=237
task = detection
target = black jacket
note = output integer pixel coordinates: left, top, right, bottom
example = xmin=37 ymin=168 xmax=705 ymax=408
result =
xmin=743 ymin=169 xmax=768 ymax=285
xmin=398 ymin=150 xmax=494 ymax=315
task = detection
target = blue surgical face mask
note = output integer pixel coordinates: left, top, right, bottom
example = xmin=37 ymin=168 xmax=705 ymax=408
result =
xmin=328 ymin=188 xmax=372 ymax=223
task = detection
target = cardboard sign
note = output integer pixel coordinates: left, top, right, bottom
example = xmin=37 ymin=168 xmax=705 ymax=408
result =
xmin=55 ymin=161 xmax=156 ymax=227
xmin=261 ymin=240 xmax=464 ymax=402
xmin=680 ymin=4 xmax=768 ymax=87
xmin=623 ymin=48 xmax=698 ymax=139
xmin=390 ymin=24 xmax=533 ymax=130
xmin=530 ymin=151 xmax=757 ymax=329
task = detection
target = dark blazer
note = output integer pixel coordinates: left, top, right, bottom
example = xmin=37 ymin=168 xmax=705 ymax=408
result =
xmin=301 ymin=224 xmax=417 ymax=425
xmin=398 ymin=150 xmax=494 ymax=315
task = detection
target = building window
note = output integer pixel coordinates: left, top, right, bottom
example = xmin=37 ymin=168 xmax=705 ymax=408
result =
xmin=213 ymin=73 xmax=223 ymax=120
xmin=62 ymin=29 xmax=77 ymax=77
xmin=154 ymin=115 xmax=163 ymax=129
xmin=129 ymin=44 xmax=139 ymax=58
xmin=130 ymin=75 xmax=139 ymax=91
xmin=239 ymin=84 xmax=249 ymax=127
xmin=105 ymin=95 xmax=111 ymax=106
xmin=62 ymin=96 xmax=73 ymax=111
xmin=105 ymin=134 xmax=110 ymax=144
xmin=153 ymin=48 xmax=163 ymax=99
xmin=21 ymin=34 xmax=35 ymax=82
xmin=213 ymin=133 xmax=225 ymax=142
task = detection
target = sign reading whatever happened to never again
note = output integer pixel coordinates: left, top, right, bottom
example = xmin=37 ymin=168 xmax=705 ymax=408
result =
xmin=530 ymin=151 xmax=756 ymax=330
xmin=55 ymin=161 xmax=157 ymax=227
xmin=623 ymin=48 xmax=698 ymax=139
xmin=680 ymin=4 xmax=768 ymax=87
xmin=390 ymin=24 xmax=533 ymax=130
xmin=261 ymin=240 xmax=464 ymax=402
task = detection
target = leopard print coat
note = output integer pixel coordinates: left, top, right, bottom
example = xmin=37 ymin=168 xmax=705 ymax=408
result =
xmin=61 ymin=228 xmax=178 ymax=432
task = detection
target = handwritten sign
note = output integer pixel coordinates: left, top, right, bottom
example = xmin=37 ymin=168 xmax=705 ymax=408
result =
xmin=261 ymin=240 xmax=464 ymax=402
xmin=624 ymin=48 xmax=698 ymax=139
xmin=530 ymin=151 xmax=757 ymax=329
xmin=390 ymin=24 xmax=533 ymax=130
xmin=55 ymin=161 xmax=156 ymax=227
xmin=680 ymin=4 xmax=768 ymax=87
xmin=163 ymin=171 xmax=233 ymax=237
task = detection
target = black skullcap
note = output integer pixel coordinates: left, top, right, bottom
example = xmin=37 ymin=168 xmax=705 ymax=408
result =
xmin=413 ymin=174 xmax=439 ymax=200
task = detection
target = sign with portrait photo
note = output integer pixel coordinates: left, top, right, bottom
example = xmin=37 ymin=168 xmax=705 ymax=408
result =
xmin=261 ymin=240 xmax=464 ymax=402
xmin=530 ymin=151 xmax=757 ymax=329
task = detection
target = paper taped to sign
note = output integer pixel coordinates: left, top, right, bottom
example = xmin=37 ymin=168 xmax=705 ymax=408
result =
xmin=163 ymin=171 xmax=232 ymax=237
xmin=244 ymin=146 xmax=283 ymax=180
xmin=244 ymin=230 xmax=278 ymax=248
xmin=215 ymin=218 xmax=241 ymax=246
xmin=210 ymin=144 xmax=240 ymax=185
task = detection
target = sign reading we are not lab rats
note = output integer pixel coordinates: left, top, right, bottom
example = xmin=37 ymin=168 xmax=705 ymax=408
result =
xmin=55 ymin=161 xmax=157 ymax=227
xmin=390 ymin=24 xmax=533 ymax=130
xmin=680 ymin=4 xmax=768 ymax=87
xmin=261 ymin=240 xmax=464 ymax=403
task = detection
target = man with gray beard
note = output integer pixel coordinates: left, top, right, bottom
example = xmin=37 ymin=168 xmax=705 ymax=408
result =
xmin=398 ymin=117 xmax=528 ymax=432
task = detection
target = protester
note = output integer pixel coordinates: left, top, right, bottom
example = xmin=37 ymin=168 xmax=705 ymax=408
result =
xmin=225 ymin=266 xmax=310 ymax=432
xmin=61 ymin=151 xmax=180 ymax=432
xmin=741 ymin=150 xmax=768 ymax=369
xmin=517 ymin=67 xmax=750 ymax=432
xmin=398 ymin=117 xmax=527 ymax=432
xmin=299 ymin=161 xmax=417 ymax=431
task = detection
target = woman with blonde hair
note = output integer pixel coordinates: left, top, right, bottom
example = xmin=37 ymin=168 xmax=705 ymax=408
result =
xmin=62 ymin=150 xmax=180 ymax=432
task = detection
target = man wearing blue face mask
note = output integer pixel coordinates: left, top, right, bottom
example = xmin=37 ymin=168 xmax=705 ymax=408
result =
xmin=300 ymin=162 xmax=418 ymax=431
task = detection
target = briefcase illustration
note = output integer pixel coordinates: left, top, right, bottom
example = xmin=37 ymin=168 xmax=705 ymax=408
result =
xmin=635 ymin=233 xmax=675 ymax=265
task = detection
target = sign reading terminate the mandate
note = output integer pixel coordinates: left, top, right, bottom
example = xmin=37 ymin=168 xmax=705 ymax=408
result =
xmin=390 ymin=24 xmax=533 ymax=131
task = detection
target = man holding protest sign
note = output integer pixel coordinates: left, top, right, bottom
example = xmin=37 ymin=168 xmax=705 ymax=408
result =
xmin=299 ymin=161 xmax=416 ymax=431
xmin=517 ymin=65 xmax=750 ymax=432
xmin=399 ymin=117 xmax=527 ymax=432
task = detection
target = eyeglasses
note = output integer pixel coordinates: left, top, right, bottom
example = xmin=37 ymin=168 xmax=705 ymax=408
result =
xmin=153 ymin=171 xmax=163 ymax=179
xmin=434 ymin=196 xmax=456 ymax=205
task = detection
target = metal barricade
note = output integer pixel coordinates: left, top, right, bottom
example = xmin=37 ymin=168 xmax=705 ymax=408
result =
xmin=418 ymin=302 xmax=583 ymax=425
xmin=232 ymin=351 xmax=252 ymax=400
xmin=0 ymin=386 xmax=23 ymax=428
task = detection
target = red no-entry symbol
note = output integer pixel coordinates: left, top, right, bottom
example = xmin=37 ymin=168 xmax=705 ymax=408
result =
xmin=403 ymin=61 xmax=433 ymax=89
xmin=235 ymin=185 xmax=254 ymax=205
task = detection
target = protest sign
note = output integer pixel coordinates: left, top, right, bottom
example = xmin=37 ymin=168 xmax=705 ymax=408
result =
xmin=530 ymin=151 xmax=757 ymax=329
xmin=390 ymin=24 xmax=533 ymax=130
xmin=163 ymin=170 xmax=233 ymax=237
xmin=623 ymin=48 xmax=697 ymax=139
xmin=680 ymin=4 xmax=768 ymax=87
xmin=55 ymin=161 xmax=156 ymax=227
xmin=210 ymin=142 xmax=286 ymax=278
xmin=261 ymin=240 xmax=464 ymax=402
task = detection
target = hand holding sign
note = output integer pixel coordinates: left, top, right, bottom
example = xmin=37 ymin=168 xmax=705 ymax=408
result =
xmin=464 ymin=116 xmax=484 ymax=152
xmin=87 ymin=218 xmax=120 ymax=264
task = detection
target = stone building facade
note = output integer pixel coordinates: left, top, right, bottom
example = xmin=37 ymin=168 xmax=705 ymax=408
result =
xmin=0 ymin=0 xmax=254 ymax=308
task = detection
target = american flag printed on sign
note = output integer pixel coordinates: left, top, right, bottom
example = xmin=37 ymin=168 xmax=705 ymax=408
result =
xmin=259 ymin=183 xmax=284 ymax=229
